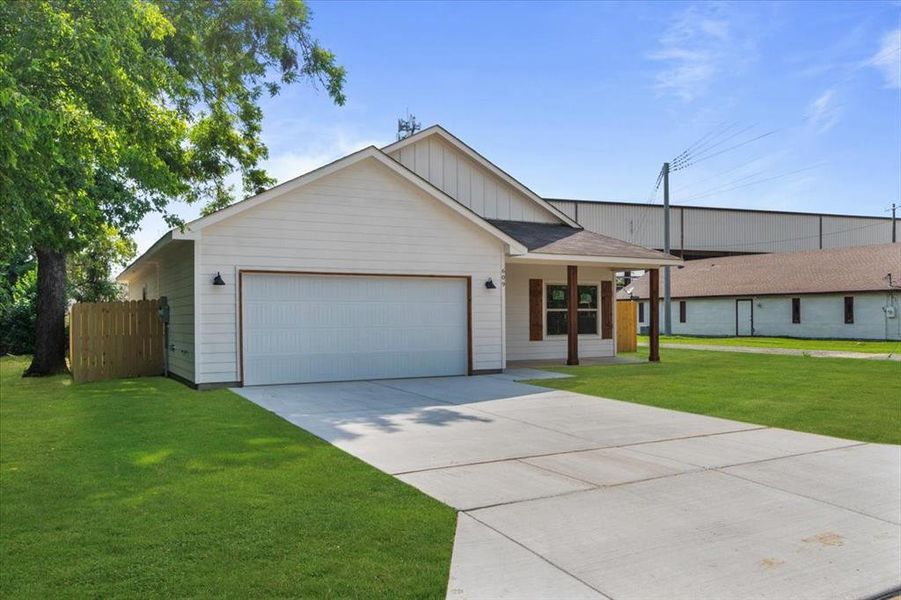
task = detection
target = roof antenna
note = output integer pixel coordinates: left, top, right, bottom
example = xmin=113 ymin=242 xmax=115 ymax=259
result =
xmin=397 ymin=110 xmax=421 ymax=141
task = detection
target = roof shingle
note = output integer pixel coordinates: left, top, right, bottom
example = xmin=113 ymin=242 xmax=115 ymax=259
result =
xmin=488 ymin=220 xmax=677 ymax=261
xmin=621 ymin=243 xmax=901 ymax=299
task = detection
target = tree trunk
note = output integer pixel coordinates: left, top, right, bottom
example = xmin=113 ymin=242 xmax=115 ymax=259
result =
xmin=24 ymin=248 xmax=69 ymax=376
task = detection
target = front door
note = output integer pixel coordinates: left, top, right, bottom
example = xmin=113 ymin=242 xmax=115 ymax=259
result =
xmin=736 ymin=299 xmax=753 ymax=336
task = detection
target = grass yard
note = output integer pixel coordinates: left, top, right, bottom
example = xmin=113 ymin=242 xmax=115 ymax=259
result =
xmin=536 ymin=348 xmax=901 ymax=445
xmin=0 ymin=356 xmax=456 ymax=598
xmin=638 ymin=334 xmax=901 ymax=354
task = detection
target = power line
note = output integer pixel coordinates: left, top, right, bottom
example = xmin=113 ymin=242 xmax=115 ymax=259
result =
xmin=675 ymin=152 xmax=772 ymax=194
xmin=633 ymin=180 xmax=661 ymax=238
xmin=670 ymin=121 xmax=736 ymax=164
xmin=677 ymin=163 xmax=825 ymax=203
xmin=671 ymin=124 xmax=756 ymax=168
xmin=676 ymin=168 xmax=769 ymax=200
xmin=672 ymin=129 xmax=780 ymax=172
xmin=631 ymin=167 xmax=665 ymax=242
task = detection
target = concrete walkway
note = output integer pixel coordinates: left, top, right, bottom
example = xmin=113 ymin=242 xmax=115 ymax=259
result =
xmin=234 ymin=371 xmax=901 ymax=600
xmin=639 ymin=341 xmax=901 ymax=361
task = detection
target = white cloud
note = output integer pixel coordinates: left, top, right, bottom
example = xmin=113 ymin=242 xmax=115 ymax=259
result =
xmin=649 ymin=5 xmax=737 ymax=102
xmin=869 ymin=29 xmax=901 ymax=89
xmin=807 ymin=89 xmax=841 ymax=133
xmin=262 ymin=133 xmax=381 ymax=185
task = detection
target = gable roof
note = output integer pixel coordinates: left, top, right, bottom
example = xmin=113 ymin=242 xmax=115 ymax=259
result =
xmin=489 ymin=220 xmax=678 ymax=262
xmin=168 ymin=146 xmax=528 ymax=254
xmin=382 ymin=125 xmax=580 ymax=228
xmin=120 ymin=127 xmax=683 ymax=281
xmin=622 ymin=243 xmax=901 ymax=299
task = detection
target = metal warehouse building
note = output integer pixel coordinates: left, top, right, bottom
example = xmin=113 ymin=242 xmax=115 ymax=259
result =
xmin=548 ymin=200 xmax=898 ymax=260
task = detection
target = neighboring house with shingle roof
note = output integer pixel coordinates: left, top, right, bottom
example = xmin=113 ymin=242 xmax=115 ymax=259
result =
xmin=620 ymin=244 xmax=901 ymax=340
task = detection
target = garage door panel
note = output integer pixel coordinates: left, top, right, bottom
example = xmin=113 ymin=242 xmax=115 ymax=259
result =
xmin=242 ymin=274 xmax=468 ymax=385
xmin=244 ymin=349 xmax=467 ymax=386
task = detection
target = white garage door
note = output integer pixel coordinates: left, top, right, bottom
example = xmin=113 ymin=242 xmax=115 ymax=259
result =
xmin=242 ymin=273 xmax=469 ymax=385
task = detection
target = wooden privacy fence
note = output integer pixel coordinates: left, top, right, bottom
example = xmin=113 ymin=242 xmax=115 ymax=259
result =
xmin=69 ymin=299 xmax=164 ymax=383
xmin=616 ymin=300 xmax=638 ymax=353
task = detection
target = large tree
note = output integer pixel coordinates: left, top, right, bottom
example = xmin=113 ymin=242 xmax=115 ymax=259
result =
xmin=0 ymin=0 xmax=345 ymax=375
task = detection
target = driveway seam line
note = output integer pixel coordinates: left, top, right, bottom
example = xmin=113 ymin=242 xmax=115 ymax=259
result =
xmin=717 ymin=458 xmax=901 ymax=526
xmin=461 ymin=390 xmax=771 ymax=445
xmin=373 ymin=380 xmax=773 ymax=457
xmin=461 ymin=466 xmax=715 ymax=511
xmin=371 ymin=380 xmax=618 ymax=446
xmin=366 ymin=380 xmax=459 ymax=406
xmin=389 ymin=427 xmax=766 ymax=476
xmin=513 ymin=458 xmax=603 ymax=488
xmin=461 ymin=512 xmax=615 ymax=600
xmin=517 ymin=460 xmax=714 ymax=495
xmin=624 ymin=440 xmax=867 ymax=470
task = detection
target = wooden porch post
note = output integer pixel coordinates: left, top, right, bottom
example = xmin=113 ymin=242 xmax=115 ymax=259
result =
xmin=648 ymin=268 xmax=660 ymax=362
xmin=567 ymin=265 xmax=579 ymax=365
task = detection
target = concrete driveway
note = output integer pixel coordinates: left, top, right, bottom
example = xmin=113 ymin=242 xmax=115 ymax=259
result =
xmin=234 ymin=370 xmax=901 ymax=600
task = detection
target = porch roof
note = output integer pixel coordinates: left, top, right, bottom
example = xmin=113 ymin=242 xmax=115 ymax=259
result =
xmin=489 ymin=220 xmax=681 ymax=266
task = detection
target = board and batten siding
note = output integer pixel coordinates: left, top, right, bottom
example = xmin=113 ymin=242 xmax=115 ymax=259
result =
xmin=505 ymin=263 xmax=616 ymax=361
xmin=387 ymin=135 xmax=559 ymax=224
xmin=125 ymin=241 xmax=196 ymax=381
xmin=196 ymin=158 xmax=506 ymax=385
xmin=637 ymin=292 xmax=901 ymax=340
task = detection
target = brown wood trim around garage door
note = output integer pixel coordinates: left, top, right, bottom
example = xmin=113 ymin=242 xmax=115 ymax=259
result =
xmin=237 ymin=269 xmax=474 ymax=386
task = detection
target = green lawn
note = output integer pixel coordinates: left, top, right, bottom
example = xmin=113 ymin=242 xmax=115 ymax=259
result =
xmin=0 ymin=356 xmax=456 ymax=598
xmin=638 ymin=334 xmax=901 ymax=354
xmin=535 ymin=348 xmax=901 ymax=445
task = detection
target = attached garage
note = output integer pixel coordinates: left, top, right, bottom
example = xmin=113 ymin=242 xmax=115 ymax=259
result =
xmin=119 ymin=134 xmax=678 ymax=389
xmin=240 ymin=272 xmax=471 ymax=385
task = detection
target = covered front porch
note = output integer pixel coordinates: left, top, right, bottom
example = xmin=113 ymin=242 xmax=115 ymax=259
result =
xmin=503 ymin=258 xmax=666 ymax=367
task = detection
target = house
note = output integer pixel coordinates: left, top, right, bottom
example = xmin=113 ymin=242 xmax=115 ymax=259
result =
xmin=117 ymin=126 xmax=680 ymax=387
xmin=621 ymin=243 xmax=901 ymax=340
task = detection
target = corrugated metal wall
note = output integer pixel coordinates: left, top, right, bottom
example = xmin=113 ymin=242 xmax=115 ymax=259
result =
xmin=549 ymin=200 xmax=897 ymax=255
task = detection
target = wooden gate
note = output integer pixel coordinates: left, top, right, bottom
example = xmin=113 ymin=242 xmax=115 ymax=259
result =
xmin=616 ymin=300 xmax=638 ymax=353
xmin=69 ymin=300 xmax=164 ymax=383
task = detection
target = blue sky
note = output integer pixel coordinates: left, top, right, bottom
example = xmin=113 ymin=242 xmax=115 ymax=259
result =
xmin=134 ymin=0 xmax=901 ymax=253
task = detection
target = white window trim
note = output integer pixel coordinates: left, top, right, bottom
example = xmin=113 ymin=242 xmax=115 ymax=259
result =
xmin=544 ymin=281 xmax=602 ymax=338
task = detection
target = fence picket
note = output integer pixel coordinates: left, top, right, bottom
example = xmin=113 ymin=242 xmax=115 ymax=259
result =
xmin=69 ymin=299 xmax=164 ymax=383
xmin=616 ymin=300 xmax=638 ymax=353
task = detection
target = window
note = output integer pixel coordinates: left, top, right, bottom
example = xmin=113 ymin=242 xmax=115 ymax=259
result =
xmin=638 ymin=302 xmax=645 ymax=323
xmin=844 ymin=296 xmax=854 ymax=324
xmin=679 ymin=301 xmax=687 ymax=323
xmin=546 ymin=284 xmax=598 ymax=336
xmin=791 ymin=298 xmax=801 ymax=324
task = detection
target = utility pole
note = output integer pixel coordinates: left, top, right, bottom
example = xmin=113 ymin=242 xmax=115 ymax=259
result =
xmin=663 ymin=162 xmax=672 ymax=335
xmin=892 ymin=203 xmax=897 ymax=243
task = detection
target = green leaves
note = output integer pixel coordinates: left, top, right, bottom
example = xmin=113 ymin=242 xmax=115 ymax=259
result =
xmin=0 ymin=0 xmax=345 ymax=254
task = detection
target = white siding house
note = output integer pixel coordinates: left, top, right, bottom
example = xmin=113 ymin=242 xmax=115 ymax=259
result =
xmin=119 ymin=126 xmax=679 ymax=387
xmin=196 ymin=158 xmax=507 ymax=385
xmin=385 ymin=133 xmax=561 ymax=223
xmin=124 ymin=239 xmax=196 ymax=381
xmin=635 ymin=293 xmax=900 ymax=341
xmin=625 ymin=244 xmax=901 ymax=341
xmin=505 ymin=263 xmax=616 ymax=361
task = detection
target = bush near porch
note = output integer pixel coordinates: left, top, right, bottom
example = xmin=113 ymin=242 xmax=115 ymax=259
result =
xmin=538 ymin=348 xmax=901 ymax=445
xmin=0 ymin=356 xmax=456 ymax=598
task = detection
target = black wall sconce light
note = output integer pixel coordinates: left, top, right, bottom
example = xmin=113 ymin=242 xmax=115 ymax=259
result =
xmin=485 ymin=278 xmax=497 ymax=290
xmin=212 ymin=272 xmax=226 ymax=286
